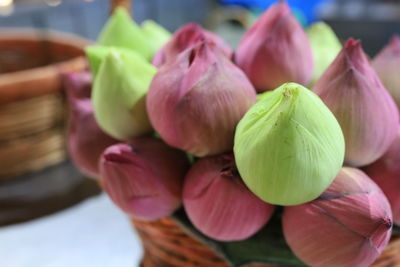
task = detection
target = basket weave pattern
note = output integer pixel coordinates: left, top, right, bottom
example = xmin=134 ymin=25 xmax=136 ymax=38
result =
xmin=0 ymin=94 xmax=65 ymax=178
xmin=0 ymin=31 xmax=88 ymax=179
xmin=133 ymin=218 xmax=400 ymax=267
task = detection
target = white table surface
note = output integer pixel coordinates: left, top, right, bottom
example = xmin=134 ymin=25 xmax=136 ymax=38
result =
xmin=0 ymin=194 xmax=143 ymax=267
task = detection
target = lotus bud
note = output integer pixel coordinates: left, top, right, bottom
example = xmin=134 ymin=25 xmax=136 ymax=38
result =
xmin=100 ymin=138 xmax=190 ymax=220
xmin=92 ymin=49 xmax=156 ymax=140
xmin=85 ymin=45 xmax=144 ymax=77
xmin=67 ymin=99 xmax=118 ymax=179
xmin=235 ymin=1 xmax=313 ymax=92
xmin=283 ymin=167 xmax=393 ymax=267
xmin=63 ymin=73 xmax=118 ymax=178
xmin=183 ymin=154 xmax=274 ymax=241
xmin=313 ymin=38 xmax=399 ymax=167
xmin=63 ymin=71 xmax=92 ymax=99
xmin=234 ymin=82 xmax=345 ymax=205
xmin=372 ymin=35 xmax=400 ymax=110
xmin=152 ymin=23 xmax=233 ymax=67
xmin=364 ymin=130 xmax=400 ymax=225
xmin=306 ymin=22 xmax=342 ymax=86
xmin=147 ymin=41 xmax=257 ymax=156
xmin=141 ymin=20 xmax=171 ymax=55
xmin=97 ymin=7 xmax=152 ymax=60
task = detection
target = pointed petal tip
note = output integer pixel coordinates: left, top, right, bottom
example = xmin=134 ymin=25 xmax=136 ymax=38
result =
xmin=113 ymin=6 xmax=130 ymax=16
xmin=105 ymin=49 xmax=121 ymax=62
xmin=277 ymin=0 xmax=289 ymax=7
xmin=273 ymin=0 xmax=290 ymax=14
xmin=191 ymin=40 xmax=215 ymax=57
xmin=103 ymin=153 xmax=130 ymax=164
xmin=342 ymin=38 xmax=369 ymax=69
xmin=103 ymin=144 xmax=133 ymax=163
xmin=180 ymin=22 xmax=202 ymax=31
xmin=345 ymin=38 xmax=361 ymax=50
xmin=175 ymin=23 xmax=204 ymax=40
xmin=389 ymin=34 xmax=400 ymax=49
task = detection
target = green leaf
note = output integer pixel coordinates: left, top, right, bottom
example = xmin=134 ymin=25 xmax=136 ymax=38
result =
xmin=172 ymin=208 xmax=306 ymax=267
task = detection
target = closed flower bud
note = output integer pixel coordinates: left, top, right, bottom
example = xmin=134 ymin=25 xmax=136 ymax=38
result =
xmin=183 ymin=154 xmax=274 ymax=241
xmin=152 ymin=23 xmax=232 ymax=67
xmin=235 ymin=1 xmax=313 ymax=92
xmin=92 ymin=49 xmax=156 ymax=140
xmin=234 ymin=82 xmax=344 ymax=206
xmin=63 ymin=71 xmax=92 ymax=99
xmin=100 ymin=139 xmax=190 ymax=220
xmin=98 ymin=7 xmax=153 ymax=60
xmin=85 ymin=45 xmax=141 ymax=77
xmin=141 ymin=20 xmax=171 ymax=55
xmin=372 ymin=35 xmax=400 ymax=110
xmin=306 ymin=22 xmax=342 ymax=86
xmin=283 ymin=167 xmax=393 ymax=267
xmin=364 ymin=130 xmax=400 ymax=225
xmin=147 ymin=41 xmax=257 ymax=156
xmin=63 ymin=73 xmax=117 ymax=178
xmin=313 ymin=39 xmax=399 ymax=167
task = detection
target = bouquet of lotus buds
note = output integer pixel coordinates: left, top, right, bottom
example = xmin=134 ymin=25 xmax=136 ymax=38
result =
xmin=63 ymin=1 xmax=400 ymax=266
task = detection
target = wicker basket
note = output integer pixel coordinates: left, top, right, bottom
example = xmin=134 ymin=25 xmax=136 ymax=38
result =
xmin=0 ymin=29 xmax=100 ymax=225
xmin=0 ymin=29 xmax=90 ymax=177
xmin=89 ymin=1 xmax=400 ymax=265
xmin=132 ymin=218 xmax=400 ymax=267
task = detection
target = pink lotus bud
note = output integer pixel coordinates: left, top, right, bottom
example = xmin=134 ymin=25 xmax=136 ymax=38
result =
xmin=100 ymin=139 xmax=190 ymax=221
xmin=313 ymin=39 xmax=399 ymax=167
xmin=235 ymin=1 xmax=313 ymax=92
xmin=364 ymin=130 xmax=400 ymax=226
xmin=63 ymin=72 xmax=92 ymax=100
xmin=183 ymin=154 xmax=274 ymax=241
xmin=64 ymin=73 xmax=118 ymax=179
xmin=372 ymin=35 xmax=400 ymax=110
xmin=152 ymin=23 xmax=233 ymax=67
xmin=147 ymin=41 xmax=257 ymax=156
xmin=283 ymin=167 xmax=392 ymax=267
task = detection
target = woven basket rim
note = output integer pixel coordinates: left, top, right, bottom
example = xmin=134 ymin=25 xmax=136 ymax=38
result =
xmin=0 ymin=28 xmax=90 ymax=103
xmin=133 ymin=217 xmax=400 ymax=267
xmin=0 ymin=28 xmax=92 ymax=83
xmin=0 ymin=28 xmax=93 ymax=48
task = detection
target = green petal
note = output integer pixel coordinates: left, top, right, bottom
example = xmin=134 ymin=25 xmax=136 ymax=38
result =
xmin=92 ymin=49 xmax=157 ymax=140
xmin=141 ymin=20 xmax=171 ymax=55
xmin=307 ymin=22 xmax=342 ymax=86
xmin=257 ymin=91 xmax=273 ymax=102
xmin=97 ymin=7 xmax=152 ymax=60
xmin=234 ymin=82 xmax=345 ymax=205
xmin=85 ymin=45 xmax=142 ymax=77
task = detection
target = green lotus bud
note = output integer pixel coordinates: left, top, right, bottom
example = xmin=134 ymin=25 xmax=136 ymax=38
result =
xmin=97 ymin=7 xmax=152 ymax=60
xmin=307 ymin=22 xmax=341 ymax=86
xmin=141 ymin=20 xmax=171 ymax=55
xmin=85 ymin=45 xmax=143 ymax=77
xmin=92 ymin=49 xmax=156 ymax=140
xmin=256 ymin=91 xmax=273 ymax=102
xmin=234 ymin=82 xmax=345 ymax=206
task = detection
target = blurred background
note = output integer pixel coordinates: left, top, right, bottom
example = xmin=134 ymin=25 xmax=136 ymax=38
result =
xmin=1 ymin=0 xmax=400 ymax=55
xmin=0 ymin=0 xmax=399 ymax=266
